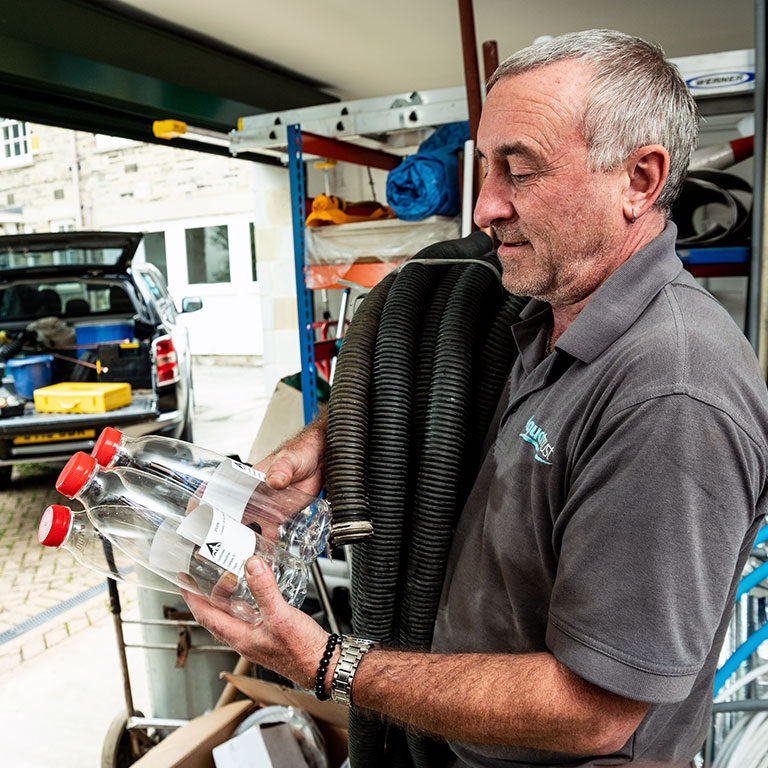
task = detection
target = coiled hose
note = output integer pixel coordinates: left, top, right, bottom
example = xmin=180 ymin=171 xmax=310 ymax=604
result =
xmin=0 ymin=330 xmax=35 ymax=363
xmin=673 ymin=170 xmax=752 ymax=247
xmin=326 ymin=231 xmax=528 ymax=768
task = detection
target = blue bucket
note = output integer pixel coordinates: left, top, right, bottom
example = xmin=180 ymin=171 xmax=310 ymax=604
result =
xmin=75 ymin=321 xmax=134 ymax=358
xmin=6 ymin=355 xmax=54 ymax=399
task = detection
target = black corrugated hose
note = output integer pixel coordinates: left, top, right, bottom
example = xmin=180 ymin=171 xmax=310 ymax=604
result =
xmin=325 ymin=231 xmax=528 ymax=768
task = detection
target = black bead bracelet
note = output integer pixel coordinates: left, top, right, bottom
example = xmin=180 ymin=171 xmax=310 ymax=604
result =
xmin=314 ymin=633 xmax=340 ymax=700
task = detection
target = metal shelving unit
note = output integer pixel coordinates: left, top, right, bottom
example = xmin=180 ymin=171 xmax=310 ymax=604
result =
xmin=234 ymin=89 xmax=472 ymax=423
xmin=285 ymin=123 xmax=410 ymax=424
xmin=286 ymin=124 xmax=319 ymax=425
xmin=678 ymin=246 xmax=751 ymax=277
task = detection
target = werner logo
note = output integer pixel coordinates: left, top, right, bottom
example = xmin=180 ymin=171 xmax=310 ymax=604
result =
xmin=686 ymin=71 xmax=754 ymax=90
xmin=519 ymin=416 xmax=556 ymax=465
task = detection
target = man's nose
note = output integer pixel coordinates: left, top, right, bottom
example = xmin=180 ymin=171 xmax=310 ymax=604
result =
xmin=473 ymin=176 xmax=515 ymax=229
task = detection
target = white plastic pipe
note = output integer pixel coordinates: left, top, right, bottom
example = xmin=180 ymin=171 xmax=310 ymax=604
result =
xmin=462 ymin=139 xmax=475 ymax=237
xmin=689 ymin=136 xmax=754 ymax=171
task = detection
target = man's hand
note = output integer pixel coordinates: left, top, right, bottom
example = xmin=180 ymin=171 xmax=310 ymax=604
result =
xmin=181 ymin=556 xmax=331 ymax=690
xmin=253 ymin=411 xmax=327 ymax=496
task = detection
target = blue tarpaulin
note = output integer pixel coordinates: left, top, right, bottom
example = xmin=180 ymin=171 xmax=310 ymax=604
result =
xmin=386 ymin=121 xmax=470 ymax=221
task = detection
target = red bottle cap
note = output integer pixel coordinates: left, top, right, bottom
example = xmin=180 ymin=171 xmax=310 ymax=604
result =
xmin=92 ymin=426 xmax=123 ymax=466
xmin=38 ymin=504 xmax=72 ymax=547
xmin=56 ymin=452 xmax=97 ymax=498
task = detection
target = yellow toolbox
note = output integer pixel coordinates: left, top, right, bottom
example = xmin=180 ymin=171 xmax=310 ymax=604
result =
xmin=33 ymin=382 xmax=132 ymax=413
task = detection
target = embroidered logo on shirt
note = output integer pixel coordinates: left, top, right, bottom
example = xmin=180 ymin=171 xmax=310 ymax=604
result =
xmin=519 ymin=416 xmax=555 ymax=465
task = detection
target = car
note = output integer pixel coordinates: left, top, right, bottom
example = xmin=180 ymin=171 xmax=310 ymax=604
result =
xmin=0 ymin=230 xmax=201 ymax=487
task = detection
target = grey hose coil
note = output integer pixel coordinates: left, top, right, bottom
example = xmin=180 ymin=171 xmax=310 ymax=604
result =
xmin=673 ymin=169 xmax=752 ymax=247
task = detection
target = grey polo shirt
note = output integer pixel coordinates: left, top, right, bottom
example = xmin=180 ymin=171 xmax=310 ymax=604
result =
xmin=432 ymin=224 xmax=768 ymax=767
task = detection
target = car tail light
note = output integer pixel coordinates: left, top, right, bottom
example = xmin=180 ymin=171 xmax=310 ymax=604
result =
xmin=152 ymin=335 xmax=179 ymax=386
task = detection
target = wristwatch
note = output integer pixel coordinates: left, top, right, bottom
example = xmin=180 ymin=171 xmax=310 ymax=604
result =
xmin=330 ymin=635 xmax=375 ymax=706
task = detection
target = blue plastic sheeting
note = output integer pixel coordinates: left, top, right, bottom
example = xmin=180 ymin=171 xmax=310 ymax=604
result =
xmin=386 ymin=121 xmax=470 ymax=221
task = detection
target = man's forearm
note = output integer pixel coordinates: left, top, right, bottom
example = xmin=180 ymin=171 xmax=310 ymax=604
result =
xmin=346 ymin=648 xmax=648 ymax=755
xmin=184 ymin=555 xmax=649 ymax=757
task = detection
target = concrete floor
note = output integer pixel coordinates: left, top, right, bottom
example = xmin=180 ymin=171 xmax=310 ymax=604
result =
xmin=0 ymin=360 xmax=273 ymax=768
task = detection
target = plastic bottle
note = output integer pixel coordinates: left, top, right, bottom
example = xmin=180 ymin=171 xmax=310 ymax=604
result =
xmin=38 ymin=503 xmax=180 ymax=594
xmin=92 ymin=427 xmax=330 ymax=561
xmin=56 ymin=452 xmax=309 ymax=623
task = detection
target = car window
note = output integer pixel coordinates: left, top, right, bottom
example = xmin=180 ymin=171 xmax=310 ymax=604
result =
xmin=141 ymin=271 xmax=164 ymax=301
xmin=0 ymin=279 xmax=136 ymax=322
xmin=137 ymin=270 xmax=175 ymax=325
xmin=0 ymin=246 xmax=125 ymax=271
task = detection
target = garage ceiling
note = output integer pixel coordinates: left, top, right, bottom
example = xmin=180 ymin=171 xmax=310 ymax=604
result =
xmin=115 ymin=0 xmax=757 ymax=99
xmin=0 ymin=0 xmax=758 ymax=156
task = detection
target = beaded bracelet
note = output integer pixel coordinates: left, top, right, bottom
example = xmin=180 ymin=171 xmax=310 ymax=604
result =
xmin=314 ymin=633 xmax=340 ymax=700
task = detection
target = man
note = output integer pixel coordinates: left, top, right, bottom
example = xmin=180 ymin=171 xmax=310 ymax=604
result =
xmin=183 ymin=30 xmax=768 ymax=767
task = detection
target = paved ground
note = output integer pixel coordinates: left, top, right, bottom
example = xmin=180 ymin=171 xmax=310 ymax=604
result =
xmin=0 ymin=361 xmax=272 ymax=767
xmin=0 ymin=463 xmax=109 ymax=677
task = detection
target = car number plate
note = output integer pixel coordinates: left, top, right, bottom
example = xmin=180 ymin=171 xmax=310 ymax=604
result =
xmin=13 ymin=429 xmax=96 ymax=445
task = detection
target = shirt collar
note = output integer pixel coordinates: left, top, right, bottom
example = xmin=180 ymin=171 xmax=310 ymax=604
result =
xmin=512 ymin=222 xmax=682 ymax=365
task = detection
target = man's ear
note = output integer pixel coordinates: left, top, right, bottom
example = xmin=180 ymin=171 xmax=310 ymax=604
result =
xmin=622 ymin=145 xmax=669 ymax=223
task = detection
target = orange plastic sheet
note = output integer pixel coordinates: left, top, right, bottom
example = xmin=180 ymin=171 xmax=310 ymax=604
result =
xmin=305 ymin=215 xmax=461 ymax=289
xmin=307 ymin=261 xmax=403 ymax=290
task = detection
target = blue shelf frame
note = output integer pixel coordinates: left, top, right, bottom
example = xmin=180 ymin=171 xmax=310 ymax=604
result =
xmin=677 ymin=247 xmax=750 ymax=265
xmin=287 ymin=124 xmax=319 ymax=425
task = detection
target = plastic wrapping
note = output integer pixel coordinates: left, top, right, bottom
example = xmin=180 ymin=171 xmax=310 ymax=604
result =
xmin=385 ymin=121 xmax=470 ymax=221
xmin=305 ymin=216 xmax=460 ymax=289
xmin=234 ymin=705 xmax=328 ymax=768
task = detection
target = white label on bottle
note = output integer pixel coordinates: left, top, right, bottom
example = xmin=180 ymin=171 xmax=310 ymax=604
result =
xmin=201 ymin=460 xmax=266 ymax=520
xmin=231 ymin=460 xmax=267 ymax=482
xmin=150 ymin=519 xmax=195 ymax=575
xmin=197 ymin=506 xmax=257 ymax=576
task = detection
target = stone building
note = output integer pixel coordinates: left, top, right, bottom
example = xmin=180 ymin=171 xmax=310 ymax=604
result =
xmin=0 ymin=118 xmax=302 ymax=394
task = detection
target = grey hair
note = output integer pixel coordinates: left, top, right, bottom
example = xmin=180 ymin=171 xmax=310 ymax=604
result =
xmin=487 ymin=29 xmax=699 ymax=213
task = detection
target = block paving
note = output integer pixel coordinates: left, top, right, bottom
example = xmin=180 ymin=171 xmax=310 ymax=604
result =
xmin=0 ymin=364 xmax=265 ymax=682
xmin=0 ymin=462 xmax=136 ymax=678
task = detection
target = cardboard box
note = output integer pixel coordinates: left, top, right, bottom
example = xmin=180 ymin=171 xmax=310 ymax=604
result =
xmin=247 ymin=380 xmax=304 ymax=464
xmin=213 ymin=721 xmax=309 ymax=768
xmin=132 ymin=675 xmax=348 ymax=768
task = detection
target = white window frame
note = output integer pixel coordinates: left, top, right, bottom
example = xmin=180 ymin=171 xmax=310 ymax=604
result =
xmin=0 ymin=119 xmax=33 ymax=168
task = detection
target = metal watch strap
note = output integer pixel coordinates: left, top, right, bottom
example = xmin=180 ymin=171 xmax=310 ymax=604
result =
xmin=330 ymin=635 xmax=374 ymax=706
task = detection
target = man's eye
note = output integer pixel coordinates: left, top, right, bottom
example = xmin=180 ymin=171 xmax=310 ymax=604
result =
xmin=509 ymin=172 xmax=534 ymax=183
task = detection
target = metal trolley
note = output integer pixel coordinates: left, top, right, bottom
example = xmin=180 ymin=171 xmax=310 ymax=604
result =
xmin=100 ymin=556 xmax=343 ymax=768
xmin=100 ymin=577 xmax=241 ymax=768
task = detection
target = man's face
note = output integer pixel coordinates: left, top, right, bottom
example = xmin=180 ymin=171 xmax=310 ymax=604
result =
xmin=474 ymin=61 xmax=627 ymax=306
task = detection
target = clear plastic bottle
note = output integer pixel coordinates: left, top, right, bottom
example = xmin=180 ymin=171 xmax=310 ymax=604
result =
xmin=56 ymin=451 xmax=309 ymax=623
xmin=92 ymin=427 xmax=330 ymax=562
xmin=38 ymin=503 xmax=180 ymax=594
